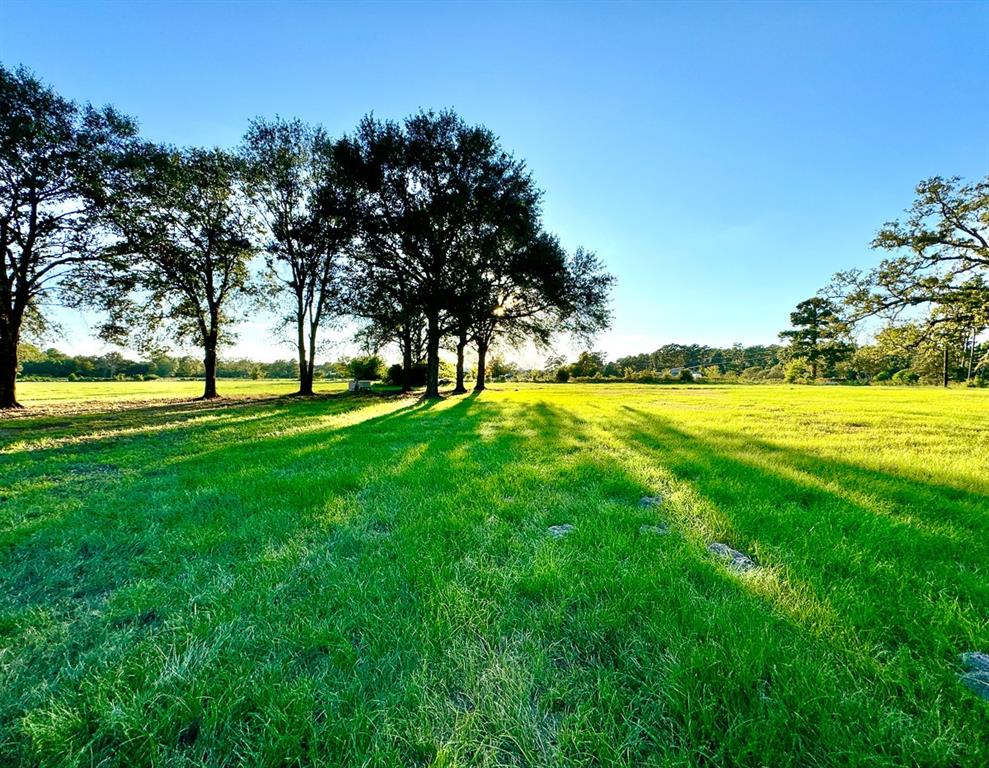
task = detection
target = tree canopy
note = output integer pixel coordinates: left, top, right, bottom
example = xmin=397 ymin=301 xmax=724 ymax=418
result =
xmin=0 ymin=63 xmax=140 ymax=407
xmin=333 ymin=110 xmax=612 ymax=397
xmin=99 ymin=146 xmax=258 ymax=399
xmin=779 ymin=297 xmax=852 ymax=380
xmin=241 ymin=117 xmax=346 ymax=396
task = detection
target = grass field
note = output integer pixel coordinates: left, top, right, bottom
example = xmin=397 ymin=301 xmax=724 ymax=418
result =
xmin=1 ymin=382 xmax=987 ymax=766
xmin=13 ymin=378 xmax=348 ymax=406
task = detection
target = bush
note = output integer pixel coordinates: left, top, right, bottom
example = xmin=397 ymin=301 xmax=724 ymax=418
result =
xmin=891 ymin=369 xmax=920 ymax=385
xmin=678 ymin=368 xmax=694 ymax=382
xmin=739 ymin=366 xmax=763 ymax=381
xmin=67 ymin=372 xmax=78 ymax=381
xmin=784 ymin=359 xmax=813 ymax=384
xmin=386 ymin=362 xmax=427 ymax=387
xmin=347 ymin=355 xmax=384 ymax=381
xmin=555 ymin=368 xmax=570 ymax=383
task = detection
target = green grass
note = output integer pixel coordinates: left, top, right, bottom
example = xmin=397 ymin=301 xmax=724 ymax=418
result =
xmin=14 ymin=378 xmax=346 ymax=406
xmin=1 ymin=383 xmax=987 ymax=766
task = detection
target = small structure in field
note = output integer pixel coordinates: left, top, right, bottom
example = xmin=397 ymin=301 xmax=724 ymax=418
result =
xmin=348 ymin=380 xmax=372 ymax=392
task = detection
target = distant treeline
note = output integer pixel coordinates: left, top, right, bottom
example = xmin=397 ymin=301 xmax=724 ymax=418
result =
xmin=18 ymin=345 xmax=307 ymax=381
xmin=500 ymin=333 xmax=988 ymax=386
xmin=612 ymin=344 xmax=785 ymax=377
xmin=470 ymin=346 xmax=787 ymax=385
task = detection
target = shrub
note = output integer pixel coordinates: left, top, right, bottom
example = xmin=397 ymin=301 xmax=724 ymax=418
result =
xmin=891 ymin=369 xmax=920 ymax=385
xmin=386 ymin=362 xmax=427 ymax=387
xmin=555 ymin=367 xmax=570 ymax=383
xmin=784 ymin=359 xmax=812 ymax=384
xmin=347 ymin=355 xmax=384 ymax=381
xmin=739 ymin=366 xmax=763 ymax=381
xmin=678 ymin=368 xmax=694 ymax=382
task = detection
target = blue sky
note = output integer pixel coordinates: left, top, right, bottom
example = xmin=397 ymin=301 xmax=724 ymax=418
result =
xmin=4 ymin=0 xmax=988 ymax=362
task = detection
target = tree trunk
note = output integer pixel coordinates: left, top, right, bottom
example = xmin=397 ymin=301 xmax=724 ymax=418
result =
xmin=401 ymin=327 xmax=414 ymax=393
xmin=299 ymin=365 xmax=314 ymax=397
xmin=306 ymin=353 xmax=317 ymax=396
xmin=202 ymin=330 xmax=219 ymax=399
xmin=296 ymin=313 xmax=314 ymax=396
xmin=424 ymin=313 xmax=441 ymax=398
xmin=942 ymin=345 xmax=950 ymax=389
xmin=474 ymin=340 xmax=488 ymax=392
xmin=0 ymin=330 xmax=20 ymax=409
xmin=967 ymin=328 xmax=976 ymax=383
xmin=453 ymin=330 xmax=468 ymax=394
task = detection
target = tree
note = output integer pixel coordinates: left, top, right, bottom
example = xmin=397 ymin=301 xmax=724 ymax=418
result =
xmin=779 ymin=297 xmax=852 ymax=379
xmin=846 ymin=343 xmax=907 ymax=382
xmin=0 ymin=64 xmax=140 ymax=408
xmin=334 ymin=112 xmax=463 ymax=397
xmin=543 ymin=353 xmax=567 ymax=375
xmin=335 ymin=110 xmax=572 ymax=398
xmin=469 ymin=240 xmax=614 ymax=391
xmin=15 ymin=341 xmax=44 ymax=374
xmin=346 ymin=354 xmax=384 ymax=380
xmin=444 ymin=149 xmax=545 ymax=393
xmin=784 ymin=358 xmax=812 ymax=384
xmin=834 ymin=175 xmax=988 ymax=341
xmin=345 ymin=263 xmax=426 ymax=393
xmin=95 ymin=351 xmax=126 ymax=378
xmin=101 ymin=147 xmax=257 ymax=399
xmin=570 ymin=350 xmax=607 ymax=378
xmin=486 ymin=354 xmax=519 ymax=381
xmin=241 ymin=117 xmax=345 ymax=396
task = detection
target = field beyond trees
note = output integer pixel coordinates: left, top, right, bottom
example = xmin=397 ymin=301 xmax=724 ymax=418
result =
xmin=1 ymin=383 xmax=987 ymax=766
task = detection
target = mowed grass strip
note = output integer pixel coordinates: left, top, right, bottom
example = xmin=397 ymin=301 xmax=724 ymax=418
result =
xmin=0 ymin=384 xmax=987 ymax=766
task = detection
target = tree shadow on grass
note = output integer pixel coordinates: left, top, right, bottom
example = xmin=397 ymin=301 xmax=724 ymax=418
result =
xmin=0 ymin=390 xmax=404 ymax=456
xmin=612 ymin=406 xmax=989 ymax=662
xmin=1 ymin=393 xmax=987 ymax=767
xmin=1 ymin=392 xmax=593 ymax=764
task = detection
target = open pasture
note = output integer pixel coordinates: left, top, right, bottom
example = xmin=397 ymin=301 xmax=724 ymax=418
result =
xmin=12 ymin=379 xmax=347 ymax=408
xmin=1 ymin=384 xmax=987 ymax=766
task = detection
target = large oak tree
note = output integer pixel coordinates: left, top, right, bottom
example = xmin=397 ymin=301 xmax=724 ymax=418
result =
xmin=334 ymin=111 xmax=538 ymax=397
xmin=101 ymin=147 xmax=257 ymax=399
xmin=469 ymin=236 xmax=614 ymax=392
xmin=241 ymin=117 xmax=345 ymax=396
xmin=0 ymin=64 xmax=139 ymax=408
xmin=831 ymin=175 xmax=988 ymax=386
xmin=835 ymin=176 xmax=988 ymax=329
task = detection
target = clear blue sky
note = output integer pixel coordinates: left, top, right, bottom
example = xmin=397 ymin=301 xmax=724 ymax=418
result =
xmin=4 ymin=0 xmax=988 ymax=362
